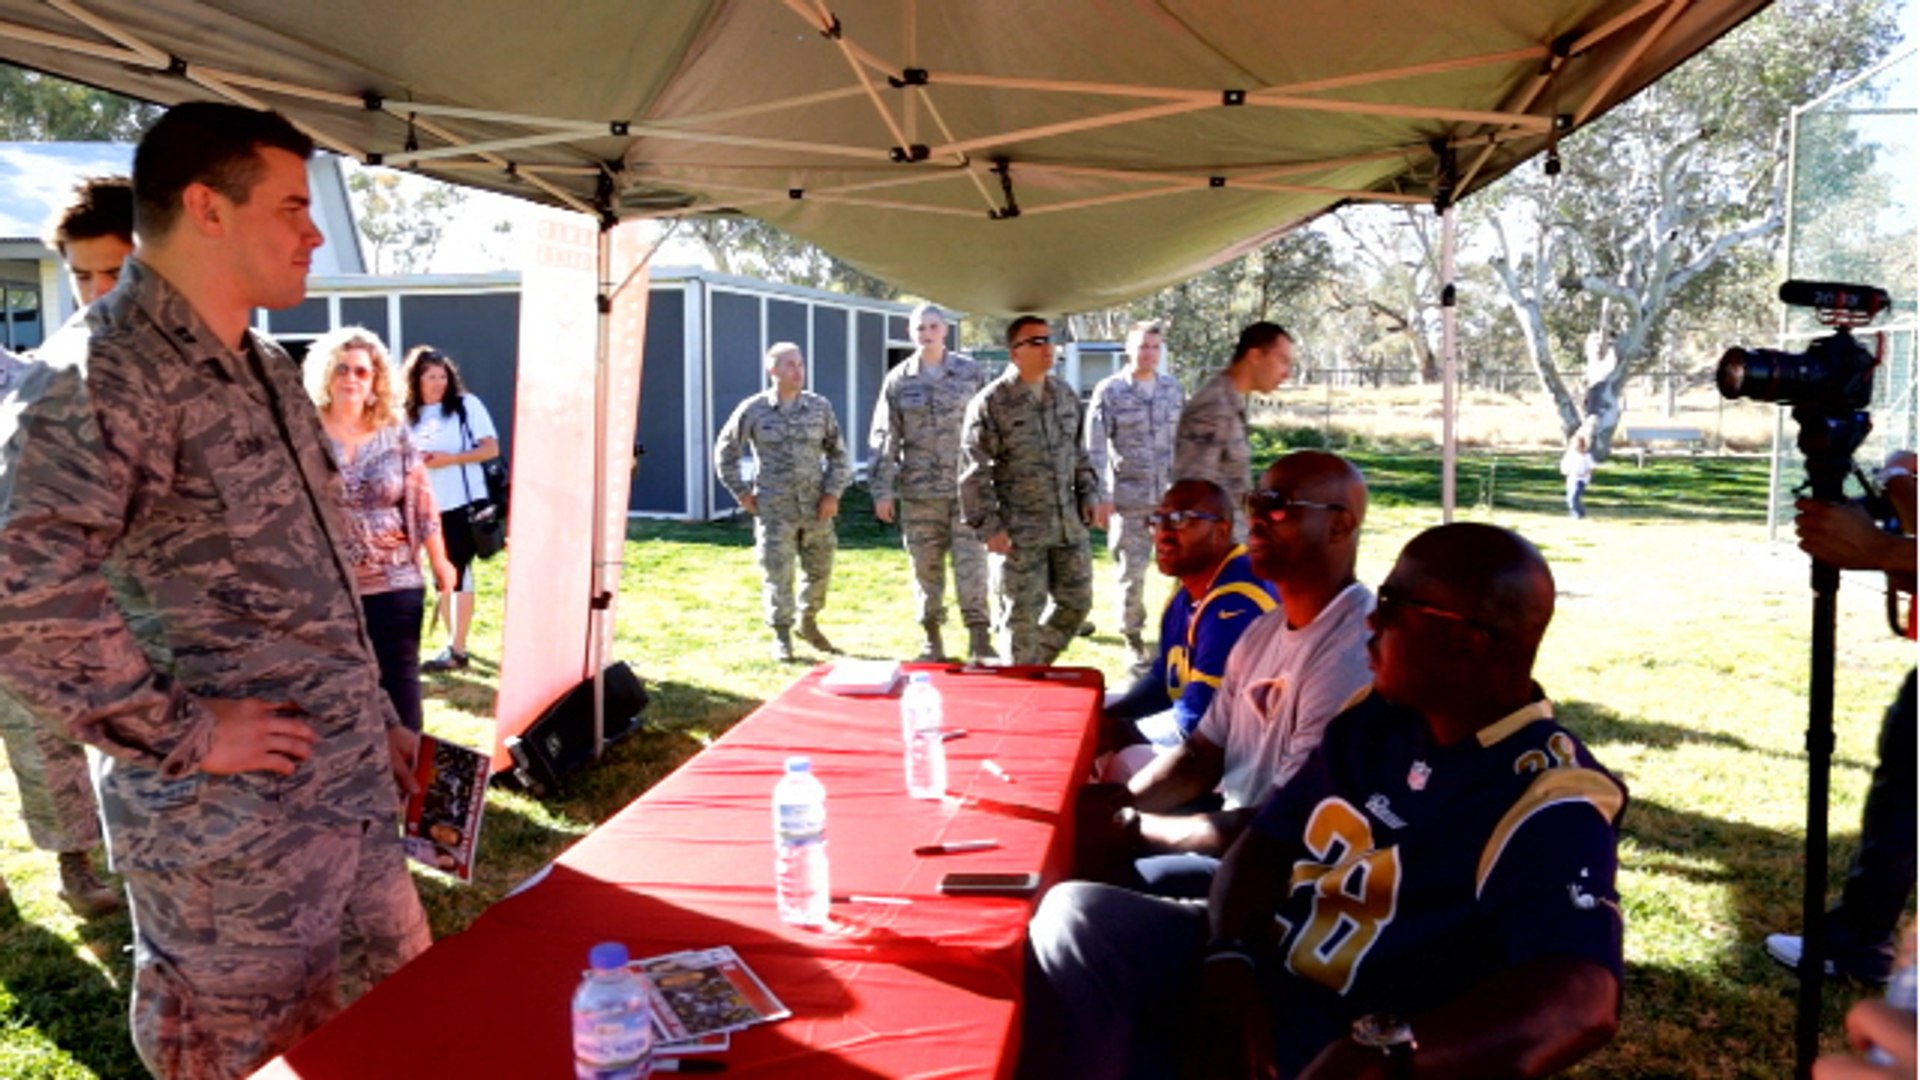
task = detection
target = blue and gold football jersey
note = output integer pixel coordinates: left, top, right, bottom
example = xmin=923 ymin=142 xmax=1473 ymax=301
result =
xmin=1249 ymin=690 xmax=1627 ymax=1072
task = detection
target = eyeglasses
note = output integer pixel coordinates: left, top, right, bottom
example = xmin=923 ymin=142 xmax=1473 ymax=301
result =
xmin=1374 ymin=584 xmax=1499 ymax=636
xmin=1011 ymin=335 xmax=1053 ymax=350
xmin=1243 ymin=489 xmax=1346 ymax=527
xmin=1148 ymin=509 xmax=1223 ymax=531
xmin=333 ymin=362 xmax=374 ymax=380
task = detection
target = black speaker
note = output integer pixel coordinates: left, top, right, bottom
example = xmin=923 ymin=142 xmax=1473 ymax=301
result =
xmin=503 ymin=661 xmax=649 ymax=796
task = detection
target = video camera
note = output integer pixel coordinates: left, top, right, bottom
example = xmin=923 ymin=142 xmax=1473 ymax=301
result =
xmin=1717 ymin=280 xmax=1889 ymax=411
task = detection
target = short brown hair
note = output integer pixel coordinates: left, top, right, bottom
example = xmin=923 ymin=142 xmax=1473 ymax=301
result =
xmin=133 ymin=101 xmax=314 ymax=241
xmin=43 ymin=176 xmax=133 ymax=255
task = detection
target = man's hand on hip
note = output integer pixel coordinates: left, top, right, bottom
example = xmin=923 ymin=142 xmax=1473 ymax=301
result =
xmin=198 ymin=698 xmax=318 ymax=776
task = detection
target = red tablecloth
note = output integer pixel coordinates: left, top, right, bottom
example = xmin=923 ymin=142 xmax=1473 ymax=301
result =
xmin=256 ymin=663 xmax=1102 ymax=1079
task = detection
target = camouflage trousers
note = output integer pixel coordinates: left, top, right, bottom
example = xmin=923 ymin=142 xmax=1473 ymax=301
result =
xmin=899 ymin=496 xmax=990 ymax=629
xmin=124 ymin=819 xmax=430 ymax=1080
xmin=1107 ymin=508 xmax=1157 ymax=638
xmin=0 ymin=692 xmax=102 ymax=852
xmin=756 ymin=512 xmax=836 ymax=628
xmin=991 ymin=540 xmax=1093 ymax=666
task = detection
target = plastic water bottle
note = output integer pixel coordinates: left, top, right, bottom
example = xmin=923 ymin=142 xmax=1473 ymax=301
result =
xmin=773 ymin=756 xmax=829 ymax=926
xmin=902 ymin=673 xmax=947 ymax=800
xmin=571 ymin=941 xmax=654 ymax=1079
xmin=1868 ymin=942 xmax=1916 ymax=1066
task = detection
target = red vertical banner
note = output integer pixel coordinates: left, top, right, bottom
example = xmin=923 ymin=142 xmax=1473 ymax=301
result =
xmin=492 ymin=213 xmax=650 ymax=770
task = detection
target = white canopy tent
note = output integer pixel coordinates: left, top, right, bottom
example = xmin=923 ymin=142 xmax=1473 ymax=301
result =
xmin=0 ymin=0 xmax=1772 ymax=734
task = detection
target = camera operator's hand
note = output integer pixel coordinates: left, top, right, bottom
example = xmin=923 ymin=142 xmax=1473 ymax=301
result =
xmin=1794 ymin=498 xmax=1913 ymax=582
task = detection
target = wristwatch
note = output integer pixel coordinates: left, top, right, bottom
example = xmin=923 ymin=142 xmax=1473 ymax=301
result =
xmin=1351 ymin=1012 xmax=1417 ymax=1079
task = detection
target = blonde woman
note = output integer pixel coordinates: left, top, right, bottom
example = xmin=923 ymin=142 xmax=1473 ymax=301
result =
xmin=305 ymin=327 xmax=457 ymax=732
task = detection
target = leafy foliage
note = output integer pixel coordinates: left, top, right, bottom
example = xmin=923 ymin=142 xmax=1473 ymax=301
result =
xmin=0 ymin=66 xmax=156 ymax=141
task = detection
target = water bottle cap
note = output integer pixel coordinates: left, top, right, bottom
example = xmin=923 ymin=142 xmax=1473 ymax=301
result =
xmin=909 ymin=672 xmax=932 ymax=684
xmin=588 ymin=942 xmax=630 ymax=970
xmin=785 ymin=756 xmax=812 ymax=773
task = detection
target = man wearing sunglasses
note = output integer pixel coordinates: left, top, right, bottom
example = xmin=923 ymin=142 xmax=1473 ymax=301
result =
xmin=1024 ymin=524 xmax=1625 ymax=1080
xmin=1097 ymin=479 xmax=1275 ymax=779
xmin=1086 ymin=320 xmax=1186 ymax=669
xmin=959 ymin=316 xmax=1097 ymax=665
xmin=1173 ymin=321 xmax=1293 ymax=540
xmin=1082 ymin=452 xmax=1374 ymax=897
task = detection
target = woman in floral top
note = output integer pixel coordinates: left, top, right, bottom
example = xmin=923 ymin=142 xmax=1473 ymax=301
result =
xmin=305 ymin=327 xmax=458 ymax=733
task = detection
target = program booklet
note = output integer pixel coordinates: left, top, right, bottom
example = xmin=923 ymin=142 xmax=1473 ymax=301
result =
xmin=820 ymin=658 xmax=902 ymax=695
xmin=635 ymin=946 xmax=791 ymax=1040
xmin=400 ymin=734 xmax=490 ymax=882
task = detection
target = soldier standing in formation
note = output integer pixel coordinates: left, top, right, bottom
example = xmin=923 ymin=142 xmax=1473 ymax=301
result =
xmin=960 ymin=316 xmax=1098 ymax=666
xmin=868 ymin=303 xmax=995 ymax=662
xmin=715 ymin=342 xmax=853 ymax=663
xmin=1086 ymin=319 xmax=1185 ymax=669
xmin=0 ymin=177 xmax=136 ymax=919
xmin=1173 ymin=321 xmax=1293 ymax=540
xmin=0 ymin=103 xmax=431 ymax=1078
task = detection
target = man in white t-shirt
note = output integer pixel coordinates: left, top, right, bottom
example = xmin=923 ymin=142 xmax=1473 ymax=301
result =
xmin=1081 ymin=450 xmax=1374 ymax=896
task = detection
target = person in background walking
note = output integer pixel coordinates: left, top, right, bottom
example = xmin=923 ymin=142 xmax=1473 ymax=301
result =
xmin=1561 ymin=429 xmax=1596 ymax=519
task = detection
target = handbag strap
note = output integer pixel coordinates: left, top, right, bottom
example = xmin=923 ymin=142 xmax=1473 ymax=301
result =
xmin=453 ymin=400 xmax=478 ymax=505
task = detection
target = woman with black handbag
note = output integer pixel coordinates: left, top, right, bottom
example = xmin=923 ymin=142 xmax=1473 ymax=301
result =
xmin=403 ymin=346 xmax=502 ymax=673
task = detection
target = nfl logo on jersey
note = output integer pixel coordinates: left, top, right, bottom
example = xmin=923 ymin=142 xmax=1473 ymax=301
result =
xmin=1407 ymin=760 xmax=1432 ymax=791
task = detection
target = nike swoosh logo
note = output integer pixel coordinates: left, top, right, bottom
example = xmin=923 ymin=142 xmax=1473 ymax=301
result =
xmin=1220 ymin=609 xmax=1247 ymax=620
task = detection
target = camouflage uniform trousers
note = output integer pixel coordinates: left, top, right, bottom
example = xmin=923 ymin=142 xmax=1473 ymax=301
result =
xmin=0 ymin=693 xmax=102 ymax=853
xmin=991 ymin=540 xmax=1094 ymax=666
xmin=1107 ymin=508 xmax=1158 ymax=639
xmin=124 ymin=818 xmax=430 ymax=1080
xmin=898 ymin=496 xmax=990 ymax=630
xmin=756 ymin=510 xmax=836 ymax=628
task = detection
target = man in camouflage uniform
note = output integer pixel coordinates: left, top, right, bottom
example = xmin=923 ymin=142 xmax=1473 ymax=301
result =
xmin=0 ymin=103 xmax=430 ymax=1079
xmin=1173 ymin=321 xmax=1293 ymax=540
xmin=869 ymin=303 xmax=994 ymax=662
xmin=715 ymin=341 xmax=853 ymax=662
xmin=0 ymin=177 xmax=136 ymax=921
xmin=960 ymin=316 xmax=1098 ymax=666
xmin=1087 ymin=320 xmax=1185 ymax=667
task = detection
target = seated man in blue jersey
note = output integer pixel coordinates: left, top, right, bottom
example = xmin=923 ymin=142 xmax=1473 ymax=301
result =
xmin=1023 ymin=523 xmax=1625 ymax=1080
xmin=1077 ymin=452 xmax=1375 ymax=899
xmin=1096 ymin=478 xmax=1278 ymax=780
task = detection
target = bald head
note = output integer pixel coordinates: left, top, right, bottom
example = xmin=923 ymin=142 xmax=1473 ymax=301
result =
xmin=1260 ymin=450 xmax=1367 ymax=531
xmin=1395 ymin=523 xmax=1555 ymax=654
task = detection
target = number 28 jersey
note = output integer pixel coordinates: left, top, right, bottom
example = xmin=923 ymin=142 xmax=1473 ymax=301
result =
xmin=1249 ymin=690 xmax=1627 ymax=1067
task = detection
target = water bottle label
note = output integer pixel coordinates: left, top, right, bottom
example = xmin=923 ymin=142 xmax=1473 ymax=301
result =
xmin=574 ymin=1007 xmax=653 ymax=1068
xmin=776 ymin=803 xmax=824 ymax=845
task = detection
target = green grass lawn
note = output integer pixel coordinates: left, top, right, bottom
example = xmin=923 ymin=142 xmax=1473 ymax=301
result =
xmin=2 ymin=448 xmax=1911 ymax=1079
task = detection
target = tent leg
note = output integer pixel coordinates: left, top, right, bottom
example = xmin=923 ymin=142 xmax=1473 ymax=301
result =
xmin=588 ymin=223 xmax=614 ymax=759
xmin=1440 ymin=201 xmax=1458 ymax=523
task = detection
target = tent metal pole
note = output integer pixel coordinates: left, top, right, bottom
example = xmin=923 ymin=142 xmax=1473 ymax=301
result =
xmin=1571 ymin=0 xmax=1671 ymax=54
xmin=935 ymin=47 xmax=1545 ymax=102
xmin=382 ymin=127 xmax=606 ymax=167
xmin=1441 ymin=201 xmax=1458 ymax=523
xmin=1574 ymin=0 xmax=1689 ymax=125
xmin=1022 ymin=162 xmax=1430 ymax=204
xmin=398 ymin=112 xmax=594 ymax=213
xmin=659 ymin=86 xmax=866 ymax=130
xmin=913 ymin=95 xmax=1003 ymax=211
xmin=796 ymin=0 xmax=916 ymax=155
xmin=1248 ymin=95 xmax=1553 ymax=131
xmin=933 ymin=99 xmax=1212 ymax=158
xmin=589 ymin=223 xmax=614 ymax=760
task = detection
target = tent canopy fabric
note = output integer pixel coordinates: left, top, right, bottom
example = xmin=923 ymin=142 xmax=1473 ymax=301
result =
xmin=0 ymin=0 xmax=1768 ymax=315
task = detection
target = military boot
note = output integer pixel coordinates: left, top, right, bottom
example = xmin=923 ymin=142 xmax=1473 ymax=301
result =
xmin=797 ymin=616 xmax=841 ymax=655
xmin=968 ymin=624 xmax=999 ymax=662
xmin=771 ymin=626 xmax=796 ymax=663
xmin=57 ymin=851 xmax=123 ymax=919
xmin=915 ymin=623 xmax=946 ymax=663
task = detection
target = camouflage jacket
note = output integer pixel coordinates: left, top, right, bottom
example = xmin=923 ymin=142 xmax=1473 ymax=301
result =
xmin=1086 ymin=369 xmax=1185 ymax=510
xmin=0 ymin=259 xmax=402 ymax=872
xmin=959 ymin=370 xmax=1096 ymax=547
xmin=714 ymin=388 xmax=852 ymax=519
xmin=867 ymin=350 xmax=986 ymax=503
xmin=1174 ymin=370 xmax=1252 ymax=506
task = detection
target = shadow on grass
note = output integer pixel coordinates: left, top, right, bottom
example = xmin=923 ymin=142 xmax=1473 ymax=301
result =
xmin=1559 ymin=699 xmax=1874 ymax=774
xmin=630 ymin=484 xmax=909 ymax=554
xmin=0 ymin=888 xmax=142 ymax=1078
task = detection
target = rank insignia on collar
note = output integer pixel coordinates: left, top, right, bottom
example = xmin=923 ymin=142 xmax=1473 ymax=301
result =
xmin=1407 ymin=761 xmax=1431 ymax=791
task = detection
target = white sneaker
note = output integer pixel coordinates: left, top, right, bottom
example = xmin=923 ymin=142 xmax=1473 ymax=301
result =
xmin=1764 ymin=933 xmax=1838 ymax=978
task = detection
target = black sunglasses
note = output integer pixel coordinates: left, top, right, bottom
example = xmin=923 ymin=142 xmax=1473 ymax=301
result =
xmin=1374 ymin=584 xmax=1500 ymax=636
xmin=1011 ymin=334 xmax=1053 ymax=349
xmin=1243 ymin=489 xmax=1346 ymax=526
xmin=1149 ymin=509 xmax=1223 ymax=531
